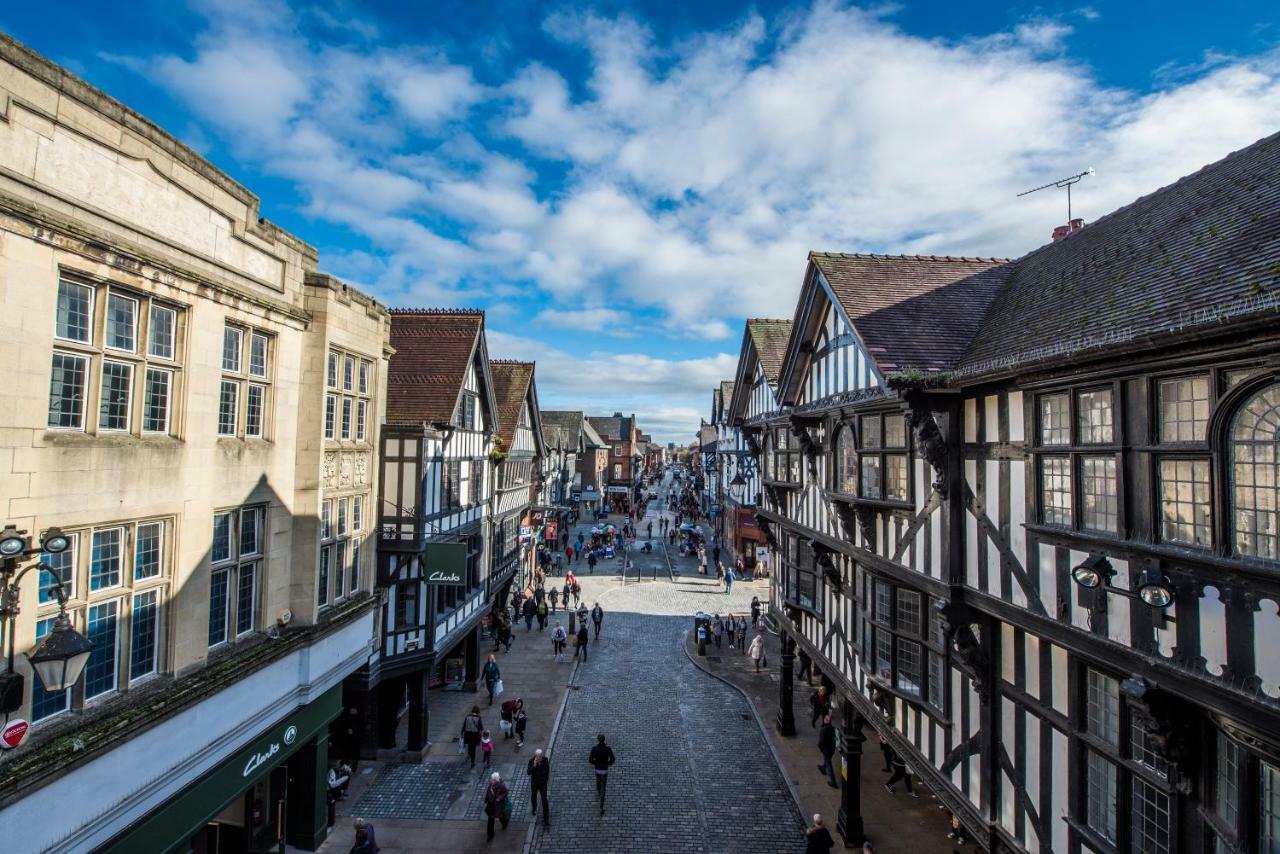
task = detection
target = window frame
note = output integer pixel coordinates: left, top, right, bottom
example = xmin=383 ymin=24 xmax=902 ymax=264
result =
xmin=1032 ymin=383 xmax=1125 ymax=536
xmin=318 ymin=493 xmax=367 ymax=607
xmin=208 ymin=505 xmax=265 ymax=647
xmin=859 ymin=572 xmax=948 ymax=714
xmin=326 ymin=347 xmax=374 ymax=444
xmin=849 ymin=411 xmax=911 ymax=504
xmin=220 ymin=322 xmax=273 ymax=440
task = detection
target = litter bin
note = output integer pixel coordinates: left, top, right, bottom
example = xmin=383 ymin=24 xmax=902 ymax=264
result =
xmin=694 ymin=612 xmax=710 ymax=656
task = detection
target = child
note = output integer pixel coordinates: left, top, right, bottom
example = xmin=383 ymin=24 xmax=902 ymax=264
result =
xmin=480 ymin=730 xmax=494 ymax=769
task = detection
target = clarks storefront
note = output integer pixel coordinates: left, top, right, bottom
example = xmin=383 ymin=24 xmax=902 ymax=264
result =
xmin=105 ymin=685 xmax=341 ymax=854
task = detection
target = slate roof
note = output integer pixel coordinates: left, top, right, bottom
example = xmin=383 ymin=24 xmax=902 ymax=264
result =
xmin=581 ymin=419 xmax=608 ymax=448
xmin=586 ymin=415 xmax=633 ymax=443
xmin=387 ymin=310 xmax=484 ymax=424
xmin=489 ymin=360 xmax=535 ymax=448
xmin=746 ymin=319 xmax=793 ymax=384
xmin=959 ymin=130 xmax=1280 ymax=377
xmin=541 ymin=411 xmax=586 ymax=450
xmin=810 ymin=253 xmax=1010 ymax=374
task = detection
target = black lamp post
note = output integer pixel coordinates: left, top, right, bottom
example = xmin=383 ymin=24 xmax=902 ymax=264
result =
xmin=0 ymin=524 xmax=95 ymax=715
xmin=1071 ymin=553 xmax=1175 ymax=608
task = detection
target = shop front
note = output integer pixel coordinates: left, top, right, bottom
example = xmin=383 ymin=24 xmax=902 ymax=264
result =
xmin=104 ymin=685 xmax=342 ymax=854
xmin=733 ymin=507 xmax=767 ymax=574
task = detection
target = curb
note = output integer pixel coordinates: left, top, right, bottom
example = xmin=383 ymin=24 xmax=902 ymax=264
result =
xmin=519 ymin=645 xmax=582 ymax=854
xmin=680 ymin=629 xmax=806 ymax=823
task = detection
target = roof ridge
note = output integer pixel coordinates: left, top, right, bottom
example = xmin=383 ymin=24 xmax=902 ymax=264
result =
xmin=388 ymin=307 xmax=485 ymax=315
xmin=811 ymin=251 xmax=1011 ymax=264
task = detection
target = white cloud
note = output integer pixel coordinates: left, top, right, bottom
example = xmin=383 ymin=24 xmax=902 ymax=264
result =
xmin=114 ymin=1 xmax=1280 ymax=437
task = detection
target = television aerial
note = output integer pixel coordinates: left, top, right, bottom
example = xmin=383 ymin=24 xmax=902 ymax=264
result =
xmin=1018 ymin=167 xmax=1095 ymax=224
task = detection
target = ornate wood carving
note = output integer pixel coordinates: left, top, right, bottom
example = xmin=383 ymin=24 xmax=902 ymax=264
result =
xmin=940 ymin=601 xmax=990 ymax=703
xmin=789 ymin=414 xmax=821 ymax=478
xmin=906 ymin=407 xmax=949 ymax=494
xmin=1121 ymin=676 xmax=1196 ymax=790
xmin=810 ymin=539 xmax=841 ymax=588
xmin=854 ymin=505 xmax=876 ymax=549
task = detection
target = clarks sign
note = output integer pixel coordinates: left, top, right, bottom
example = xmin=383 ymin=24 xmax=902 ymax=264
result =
xmin=242 ymin=724 xmax=297 ymax=777
xmin=424 ymin=542 xmax=467 ymax=587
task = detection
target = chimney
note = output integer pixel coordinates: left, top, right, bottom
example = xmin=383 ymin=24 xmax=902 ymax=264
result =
xmin=612 ymin=412 xmax=623 ymax=418
xmin=1052 ymin=218 xmax=1085 ymax=242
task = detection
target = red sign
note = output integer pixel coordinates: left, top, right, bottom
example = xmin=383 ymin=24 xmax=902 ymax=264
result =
xmin=1 ymin=719 xmax=29 ymax=750
xmin=545 ymin=520 xmax=559 ymax=541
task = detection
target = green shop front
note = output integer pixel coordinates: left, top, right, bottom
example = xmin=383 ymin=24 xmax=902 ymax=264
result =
xmin=105 ymin=685 xmax=342 ymax=854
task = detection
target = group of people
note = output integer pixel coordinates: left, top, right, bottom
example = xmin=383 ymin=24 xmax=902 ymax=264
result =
xmin=479 ymin=733 xmax=618 ymax=841
xmin=550 ymin=601 xmax=604 ymax=662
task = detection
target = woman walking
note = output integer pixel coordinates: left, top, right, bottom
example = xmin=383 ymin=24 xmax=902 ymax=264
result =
xmin=484 ymin=772 xmax=511 ymax=841
xmin=513 ymin=704 xmax=528 ymax=748
xmin=749 ymin=632 xmax=767 ymax=672
xmin=461 ymin=706 xmax=484 ymax=768
xmin=482 ymin=654 xmax=501 ymax=706
xmin=736 ymin=614 xmax=748 ymax=650
xmin=551 ymin=621 xmax=567 ymax=661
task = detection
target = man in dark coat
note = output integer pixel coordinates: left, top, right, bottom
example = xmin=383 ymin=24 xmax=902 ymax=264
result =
xmin=522 ymin=597 xmax=536 ymax=631
xmin=588 ymin=734 xmax=616 ymax=815
xmin=527 ymin=749 xmax=551 ymax=827
xmin=817 ymin=714 xmax=839 ymax=788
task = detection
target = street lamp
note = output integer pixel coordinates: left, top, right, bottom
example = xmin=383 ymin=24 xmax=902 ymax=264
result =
xmin=729 ymin=472 xmax=747 ymax=503
xmin=0 ymin=524 xmax=94 ymax=714
xmin=1070 ymin=554 xmax=1174 ymax=609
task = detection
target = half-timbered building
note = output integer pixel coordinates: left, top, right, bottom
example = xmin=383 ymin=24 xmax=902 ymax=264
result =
xmin=352 ymin=309 xmax=498 ymax=756
xmin=489 ymin=360 xmax=545 ymax=599
xmin=724 ymin=319 xmax=793 ymax=575
xmin=749 ymin=132 xmax=1280 ymax=853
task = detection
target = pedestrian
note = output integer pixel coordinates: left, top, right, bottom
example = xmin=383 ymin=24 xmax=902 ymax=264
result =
xmin=522 ymin=597 xmax=536 ymax=631
xmin=500 ymin=697 xmax=523 ymax=740
xmin=749 ymin=631 xmax=766 ymax=672
xmin=810 ymin=687 xmax=829 ymax=729
xmin=550 ymin=622 xmax=565 ymax=660
xmin=352 ymin=818 xmax=379 ymax=854
xmin=588 ymin=734 xmax=616 ymax=815
xmin=483 ymin=772 xmax=511 ymax=841
xmin=712 ymin=544 xmax=721 ymax=567
xmin=885 ymin=749 xmax=918 ymax=796
xmin=647 ymin=521 xmax=653 ymax=539
xmin=536 ymin=598 xmax=548 ymax=630
xmin=572 ymin=581 xmax=582 ymax=607
xmin=577 ymin=531 xmax=584 ymax=548
xmin=482 ymin=654 xmax=501 ymax=706
xmin=461 ymin=705 xmax=484 ymax=768
xmin=751 ymin=596 xmax=761 ymax=625
xmin=527 ymin=749 xmax=551 ymax=827
xmin=879 ymin=739 xmax=894 ymax=772
xmin=805 ymin=813 xmax=835 ymax=853
xmin=713 ymin=614 xmax=724 ymax=649
xmin=736 ymin=614 xmax=748 ymax=650
xmin=587 ymin=550 xmax=597 ymax=574
xmin=575 ymin=621 xmax=590 ymax=661
xmin=565 ymin=544 xmax=574 ymax=565
xmin=534 ymin=584 xmax=545 ymax=605
xmin=327 ymin=761 xmax=351 ymax=799
xmin=480 ymin=729 xmax=494 ymax=769
xmin=798 ymin=647 xmax=814 ymax=685
xmin=549 ymin=586 xmax=559 ymax=612
xmin=350 ymin=828 xmax=374 ymax=854
xmin=725 ymin=565 xmax=736 ymax=594
xmin=576 ymin=602 xmax=588 ymax=627
xmin=562 ymin=580 xmax=571 ymax=607
xmin=568 ymin=608 xmax=577 ymax=638
xmin=591 ymin=602 xmax=604 ymax=639
xmin=513 ymin=704 xmax=527 ymax=748
xmin=817 ymin=714 xmax=839 ymax=788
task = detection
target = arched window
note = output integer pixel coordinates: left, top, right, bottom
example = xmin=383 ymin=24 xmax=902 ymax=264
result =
xmin=1231 ymin=383 xmax=1280 ymax=560
xmin=835 ymin=426 xmax=858 ymax=494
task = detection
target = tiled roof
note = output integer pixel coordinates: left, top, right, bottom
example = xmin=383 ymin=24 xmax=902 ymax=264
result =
xmin=586 ymin=415 xmax=633 ymax=443
xmin=960 ymin=130 xmax=1280 ymax=377
xmin=745 ymin=319 xmax=793 ymax=384
xmin=581 ymin=419 xmax=608 ymax=448
xmin=541 ymin=411 xmax=585 ymax=449
xmin=489 ymin=360 xmax=535 ymax=448
xmin=810 ymin=254 xmax=1010 ymax=373
xmin=386 ymin=310 xmax=483 ymax=424
xmin=719 ymin=381 xmax=735 ymax=418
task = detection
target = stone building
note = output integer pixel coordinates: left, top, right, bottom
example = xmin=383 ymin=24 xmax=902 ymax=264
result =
xmin=735 ymin=131 xmax=1280 ymax=852
xmin=0 ymin=34 xmax=388 ymax=852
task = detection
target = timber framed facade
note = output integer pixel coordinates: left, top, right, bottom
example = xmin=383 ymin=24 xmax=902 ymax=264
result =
xmin=732 ymin=131 xmax=1280 ymax=853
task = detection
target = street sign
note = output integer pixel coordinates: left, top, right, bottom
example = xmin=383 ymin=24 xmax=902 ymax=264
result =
xmin=424 ymin=542 xmax=467 ymax=586
xmin=1 ymin=719 xmax=29 ymax=749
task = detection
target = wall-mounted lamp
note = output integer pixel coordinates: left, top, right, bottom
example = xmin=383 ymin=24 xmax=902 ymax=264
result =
xmin=1070 ymin=554 xmax=1174 ymax=609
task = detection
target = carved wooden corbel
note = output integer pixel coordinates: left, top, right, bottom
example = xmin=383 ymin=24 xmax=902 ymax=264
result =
xmin=854 ymin=505 xmax=876 ymax=549
xmin=906 ymin=406 xmax=949 ymax=494
xmin=940 ymin=602 xmax=990 ymax=703
xmin=809 ymin=539 xmax=841 ymax=588
xmin=1121 ymin=676 xmax=1196 ymax=790
xmin=788 ymin=414 xmax=821 ymax=478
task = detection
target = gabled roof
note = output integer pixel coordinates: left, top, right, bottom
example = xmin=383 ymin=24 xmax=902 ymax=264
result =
xmin=581 ymin=419 xmax=608 ymax=448
xmin=809 ymin=253 xmax=1010 ymax=374
xmin=747 ymin=319 xmax=793 ymax=384
xmin=729 ymin=319 xmax=791 ymax=423
xmin=959 ymin=130 xmax=1280 ymax=378
xmin=489 ymin=360 xmax=536 ymax=448
xmin=586 ymin=414 xmax=633 ymax=443
xmin=541 ymin=410 xmax=586 ymax=451
xmin=387 ymin=309 xmax=493 ymax=426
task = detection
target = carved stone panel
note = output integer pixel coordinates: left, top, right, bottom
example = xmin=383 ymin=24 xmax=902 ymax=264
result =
xmin=323 ymin=451 xmax=338 ymax=489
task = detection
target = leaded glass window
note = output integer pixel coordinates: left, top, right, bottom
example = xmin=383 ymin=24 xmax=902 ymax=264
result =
xmin=1080 ymin=456 xmax=1118 ymax=533
xmin=1078 ymin=389 xmax=1114 ymax=444
xmin=1041 ymin=456 xmax=1072 ymax=526
xmin=1231 ymin=383 xmax=1280 ymax=559
xmin=1040 ymin=393 xmax=1070 ymax=445
xmin=1159 ymin=459 xmax=1212 ymax=545
xmin=1159 ymin=375 xmax=1210 ymax=442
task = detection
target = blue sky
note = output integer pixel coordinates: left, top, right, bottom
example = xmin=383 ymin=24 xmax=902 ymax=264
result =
xmin=4 ymin=0 xmax=1279 ymax=442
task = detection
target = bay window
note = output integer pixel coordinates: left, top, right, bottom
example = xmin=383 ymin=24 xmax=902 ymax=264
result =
xmin=860 ymin=574 xmax=946 ymax=712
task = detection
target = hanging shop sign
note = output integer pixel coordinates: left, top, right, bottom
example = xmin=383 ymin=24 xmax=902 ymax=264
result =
xmin=0 ymin=718 xmax=29 ymax=749
xmin=605 ymin=486 xmax=629 ymax=494
xmin=424 ymin=542 xmax=467 ymax=586
xmin=545 ymin=519 xmax=559 ymax=541
xmin=519 ymin=526 xmax=533 ymax=544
